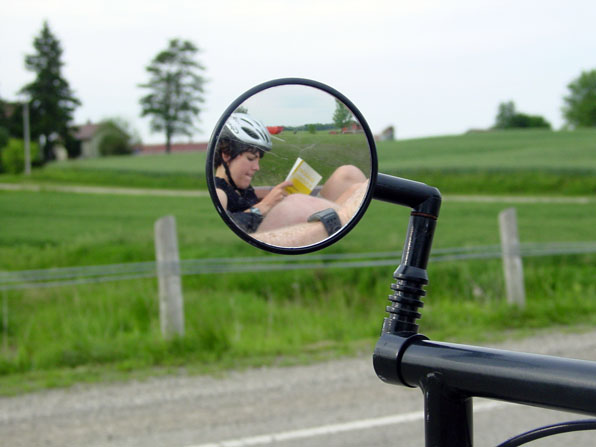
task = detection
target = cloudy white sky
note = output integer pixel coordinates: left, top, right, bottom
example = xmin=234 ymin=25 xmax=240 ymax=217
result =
xmin=2 ymin=0 xmax=595 ymax=144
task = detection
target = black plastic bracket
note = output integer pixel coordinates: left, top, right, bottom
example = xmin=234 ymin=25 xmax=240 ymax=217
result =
xmin=373 ymin=332 xmax=428 ymax=387
xmin=373 ymin=173 xmax=442 ymax=336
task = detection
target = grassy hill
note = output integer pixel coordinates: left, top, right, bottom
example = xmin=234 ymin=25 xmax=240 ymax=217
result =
xmin=378 ymin=129 xmax=596 ymax=172
xmin=2 ymin=128 xmax=595 ymax=194
xmin=376 ymin=129 xmax=596 ymax=195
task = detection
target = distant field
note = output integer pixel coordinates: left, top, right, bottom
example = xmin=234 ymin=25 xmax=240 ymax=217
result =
xmin=376 ymin=129 xmax=596 ymax=195
xmin=377 ymin=128 xmax=596 ymax=172
xmin=52 ymin=150 xmax=208 ymax=173
xmin=0 ymin=151 xmax=208 ymax=190
xmin=254 ymin=131 xmax=372 ymax=187
xmin=1 ymin=129 xmax=595 ymax=194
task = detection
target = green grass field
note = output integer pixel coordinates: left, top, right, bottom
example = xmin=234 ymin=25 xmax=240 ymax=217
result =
xmin=377 ymin=129 xmax=596 ymax=195
xmin=378 ymin=128 xmax=596 ymax=171
xmin=1 ymin=129 xmax=595 ymax=394
xmin=2 ymin=128 xmax=595 ymax=194
xmin=254 ymin=131 xmax=372 ymax=187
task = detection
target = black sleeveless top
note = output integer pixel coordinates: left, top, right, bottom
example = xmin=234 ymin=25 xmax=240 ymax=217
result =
xmin=215 ymin=177 xmax=263 ymax=233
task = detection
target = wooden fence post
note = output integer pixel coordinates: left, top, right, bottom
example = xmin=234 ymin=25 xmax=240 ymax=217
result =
xmin=2 ymin=292 xmax=7 ymax=352
xmin=498 ymin=207 xmax=526 ymax=308
xmin=154 ymin=215 xmax=185 ymax=338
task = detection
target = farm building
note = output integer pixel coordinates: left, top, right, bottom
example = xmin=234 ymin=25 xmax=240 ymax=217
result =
xmin=72 ymin=121 xmax=208 ymax=157
xmin=73 ymin=121 xmax=103 ymax=158
xmin=136 ymin=142 xmax=208 ymax=154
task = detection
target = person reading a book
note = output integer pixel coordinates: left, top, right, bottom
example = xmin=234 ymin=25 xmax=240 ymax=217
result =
xmin=252 ymin=179 xmax=369 ymax=247
xmin=214 ymin=112 xmax=367 ymax=238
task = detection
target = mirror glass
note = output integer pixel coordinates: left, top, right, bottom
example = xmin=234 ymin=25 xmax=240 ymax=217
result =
xmin=207 ymin=80 xmax=376 ymax=253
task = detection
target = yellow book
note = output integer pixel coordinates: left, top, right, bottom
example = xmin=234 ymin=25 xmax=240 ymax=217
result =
xmin=284 ymin=157 xmax=322 ymax=195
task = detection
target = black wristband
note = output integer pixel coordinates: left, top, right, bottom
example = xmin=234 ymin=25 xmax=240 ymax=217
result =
xmin=307 ymin=208 xmax=342 ymax=236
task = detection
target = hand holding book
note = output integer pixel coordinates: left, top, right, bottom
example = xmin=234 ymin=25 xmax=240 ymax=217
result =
xmin=284 ymin=157 xmax=322 ymax=195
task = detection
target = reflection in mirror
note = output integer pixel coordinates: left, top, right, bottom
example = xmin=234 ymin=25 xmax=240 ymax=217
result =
xmin=211 ymin=83 xmax=373 ymax=250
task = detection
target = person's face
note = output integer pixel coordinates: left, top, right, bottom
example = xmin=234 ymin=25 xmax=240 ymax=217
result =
xmin=224 ymin=151 xmax=261 ymax=189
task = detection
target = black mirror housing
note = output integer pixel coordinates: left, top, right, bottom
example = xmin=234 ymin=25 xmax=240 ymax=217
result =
xmin=206 ymin=78 xmax=378 ymax=254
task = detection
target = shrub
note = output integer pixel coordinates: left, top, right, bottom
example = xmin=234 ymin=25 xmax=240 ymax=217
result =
xmin=494 ymin=101 xmax=551 ymax=129
xmin=99 ymin=131 xmax=131 ymax=156
xmin=510 ymin=113 xmax=551 ymax=129
xmin=97 ymin=120 xmax=133 ymax=156
xmin=0 ymin=127 xmax=9 ymax=149
xmin=0 ymin=138 xmax=40 ymax=174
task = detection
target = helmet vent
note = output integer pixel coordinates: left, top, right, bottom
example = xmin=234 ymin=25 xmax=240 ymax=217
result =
xmin=242 ymin=126 xmax=258 ymax=140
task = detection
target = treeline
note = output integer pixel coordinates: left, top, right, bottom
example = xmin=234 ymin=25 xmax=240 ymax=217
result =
xmin=1 ymin=21 xmax=206 ymax=174
xmin=282 ymin=123 xmax=336 ymax=132
xmin=494 ymin=101 xmax=551 ymax=130
xmin=493 ymin=69 xmax=596 ymax=131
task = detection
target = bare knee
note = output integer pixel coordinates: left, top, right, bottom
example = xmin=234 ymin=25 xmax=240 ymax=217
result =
xmin=320 ymin=165 xmax=367 ymax=202
xmin=334 ymin=165 xmax=367 ymax=183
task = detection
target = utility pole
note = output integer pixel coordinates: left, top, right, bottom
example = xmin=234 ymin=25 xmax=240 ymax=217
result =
xmin=23 ymin=101 xmax=31 ymax=176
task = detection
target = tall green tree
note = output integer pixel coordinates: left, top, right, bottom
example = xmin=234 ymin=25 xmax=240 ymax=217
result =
xmin=562 ymin=69 xmax=596 ymax=128
xmin=0 ymin=97 xmax=16 ymax=145
xmin=332 ymin=99 xmax=353 ymax=129
xmin=139 ymin=39 xmax=206 ymax=153
xmin=20 ymin=21 xmax=81 ymax=162
xmin=494 ymin=101 xmax=516 ymax=129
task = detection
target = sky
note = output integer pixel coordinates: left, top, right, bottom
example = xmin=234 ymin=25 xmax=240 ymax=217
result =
xmin=2 ymin=0 xmax=596 ymax=144
xmin=240 ymin=84 xmax=340 ymax=126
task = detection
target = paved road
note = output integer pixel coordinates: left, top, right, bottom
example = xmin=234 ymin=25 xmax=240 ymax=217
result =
xmin=2 ymin=330 xmax=596 ymax=447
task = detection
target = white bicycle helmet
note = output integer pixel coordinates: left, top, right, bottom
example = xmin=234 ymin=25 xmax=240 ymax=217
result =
xmin=222 ymin=113 xmax=272 ymax=152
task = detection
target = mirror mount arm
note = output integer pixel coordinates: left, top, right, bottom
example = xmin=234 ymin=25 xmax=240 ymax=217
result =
xmin=373 ymin=173 xmax=441 ymax=218
xmin=372 ymin=173 xmax=442 ymax=337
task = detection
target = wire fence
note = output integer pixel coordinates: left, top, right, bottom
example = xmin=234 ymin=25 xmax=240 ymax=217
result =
xmin=1 ymin=242 xmax=596 ymax=291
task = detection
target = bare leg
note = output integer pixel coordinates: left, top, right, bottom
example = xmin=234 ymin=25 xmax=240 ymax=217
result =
xmin=253 ymin=180 xmax=370 ymax=247
xmin=319 ymin=165 xmax=367 ymax=202
xmin=258 ymin=194 xmax=337 ymax=232
xmin=256 ymin=165 xmax=368 ymax=233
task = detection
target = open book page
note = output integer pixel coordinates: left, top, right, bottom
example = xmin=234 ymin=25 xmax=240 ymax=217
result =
xmin=284 ymin=157 xmax=322 ymax=195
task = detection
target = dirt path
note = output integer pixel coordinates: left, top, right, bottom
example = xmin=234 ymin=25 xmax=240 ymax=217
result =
xmin=0 ymin=182 xmax=207 ymax=197
xmin=1 ymin=182 xmax=593 ymax=203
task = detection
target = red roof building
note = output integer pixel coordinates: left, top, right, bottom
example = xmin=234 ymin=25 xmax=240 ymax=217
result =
xmin=136 ymin=142 xmax=208 ymax=154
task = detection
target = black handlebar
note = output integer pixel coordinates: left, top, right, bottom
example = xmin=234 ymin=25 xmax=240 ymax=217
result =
xmin=372 ymin=174 xmax=596 ymax=446
xmin=375 ymin=332 xmax=596 ymax=415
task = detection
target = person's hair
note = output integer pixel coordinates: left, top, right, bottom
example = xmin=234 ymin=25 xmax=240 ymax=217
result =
xmin=214 ymin=137 xmax=264 ymax=168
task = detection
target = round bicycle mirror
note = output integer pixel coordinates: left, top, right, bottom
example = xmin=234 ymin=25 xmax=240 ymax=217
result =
xmin=206 ymin=78 xmax=378 ymax=254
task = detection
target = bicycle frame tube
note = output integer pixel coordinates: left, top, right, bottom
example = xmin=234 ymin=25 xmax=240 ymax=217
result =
xmin=374 ymin=333 xmax=596 ymax=446
xmin=401 ymin=339 xmax=596 ymax=414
